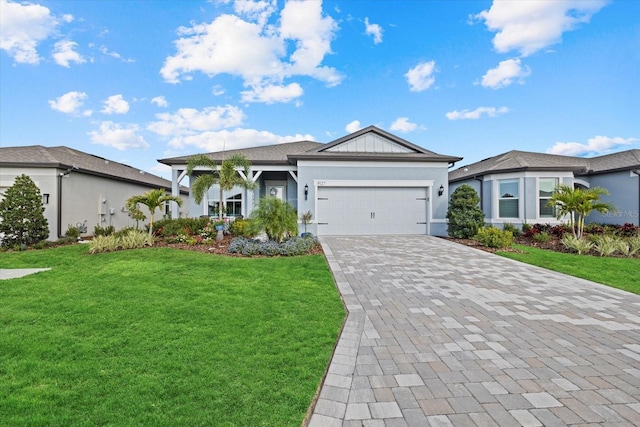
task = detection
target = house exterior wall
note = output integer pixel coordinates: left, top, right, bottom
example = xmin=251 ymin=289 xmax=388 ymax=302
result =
xmin=1 ymin=167 xmax=187 ymax=241
xmin=297 ymin=160 xmax=451 ymax=236
xmin=587 ymin=170 xmax=639 ymax=226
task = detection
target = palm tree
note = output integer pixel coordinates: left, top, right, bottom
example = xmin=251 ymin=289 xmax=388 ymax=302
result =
xmin=548 ymin=185 xmax=615 ymax=238
xmin=126 ymin=189 xmax=182 ymax=235
xmin=186 ymin=153 xmax=256 ymax=219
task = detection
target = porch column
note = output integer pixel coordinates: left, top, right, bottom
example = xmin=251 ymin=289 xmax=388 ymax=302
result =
xmin=171 ymin=168 xmax=186 ymax=219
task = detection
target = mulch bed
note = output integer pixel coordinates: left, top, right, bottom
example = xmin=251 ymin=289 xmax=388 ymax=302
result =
xmin=442 ymin=236 xmax=565 ymax=255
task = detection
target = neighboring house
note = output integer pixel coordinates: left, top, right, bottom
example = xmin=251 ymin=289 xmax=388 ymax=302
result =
xmin=449 ymin=149 xmax=640 ymax=227
xmin=159 ymin=126 xmax=462 ymax=236
xmin=0 ymin=146 xmax=189 ymax=241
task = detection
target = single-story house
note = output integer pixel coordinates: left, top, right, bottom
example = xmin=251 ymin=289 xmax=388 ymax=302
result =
xmin=0 ymin=145 xmax=189 ymax=241
xmin=449 ymin=149 xmax=640 ymax=227
xmin=158 ymin=126 xmax=462 ymax=236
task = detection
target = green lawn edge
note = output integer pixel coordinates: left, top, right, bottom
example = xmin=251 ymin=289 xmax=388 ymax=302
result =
xmin=0 ymin=245 xmax=346 ymax=426
xmin=497 ymin=244 xmax=640 ymax=295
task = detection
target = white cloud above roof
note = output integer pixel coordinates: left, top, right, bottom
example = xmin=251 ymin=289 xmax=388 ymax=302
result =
xmin=480 ymin=58 xmax=530 ymax=89
xmin=345 ymin=120 xmax=362 ymax=133
xmin=0 ymin=0 xmax=61 ymax=64
xmin=52 ymin=40 xmax=85 ymax=67
xmin=405 ymin=60 xmax=436 ymax=92
xmin=475 ymin=0 xmax=608 ymax=57
xmin=364 ymin=17 xmax=383 ymax=44
xmin=48 ymin=91 xmax=92 ymax=116
xmin=546 ymin=135 xmax=638 ymax=157
xmin=151 ymin=96 xmax=168 ymax=108
xmin=390 ymin=117 xmax=418 ymax=132
xmin=101 ymin=94 xmax=130 ymax=115
xmin=446 ymin=106 xmax=509 ymax=120
xmin=88 ymin=121 xmax=149 ymax=150
xmin=160 ymin=0 xmax=341 ymax=104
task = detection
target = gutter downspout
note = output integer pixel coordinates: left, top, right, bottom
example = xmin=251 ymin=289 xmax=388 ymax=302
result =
xmin=57 ymin=165 xmax=78 ymax=238
xmin=633 ymin=169 xmax=640 ymax=226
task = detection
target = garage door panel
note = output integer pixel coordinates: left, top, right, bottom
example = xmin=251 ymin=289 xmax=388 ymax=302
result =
xmin=317 ymin=187 xmax=427 ymax=235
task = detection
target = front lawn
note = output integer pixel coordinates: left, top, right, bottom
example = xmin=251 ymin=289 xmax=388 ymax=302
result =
xmin=0 ymin=245 xmax=345 ymax=426
xmin=498 ymin=244 xmax=640 ymax=295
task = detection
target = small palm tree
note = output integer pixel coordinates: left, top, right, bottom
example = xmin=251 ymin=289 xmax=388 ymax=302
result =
xmin=126 ymin=189 xmax=182 ymax=235
xmin=186 ymin=153 xmax=256 ymax=219
xmin=548 ymin=185 xmax=615 ymax=238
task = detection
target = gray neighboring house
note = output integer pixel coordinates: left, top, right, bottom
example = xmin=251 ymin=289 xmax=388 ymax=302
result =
xmin=0 ymin=145 xmax=189 ymax=241
xmin=159 ymin=126 xmax=462 ymax=236
xmin=449 ymin=149 xmax=640 ymax=227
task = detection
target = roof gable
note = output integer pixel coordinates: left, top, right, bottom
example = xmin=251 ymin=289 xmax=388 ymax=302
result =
xmin=325 ymin=132 xmax=413 ymax=153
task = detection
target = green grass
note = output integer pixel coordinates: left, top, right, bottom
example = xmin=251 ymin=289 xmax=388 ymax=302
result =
xmin=0 ymin=245 xmax=345 ymax=426
xmin=498 ymin=244 xmax=640 ymax=295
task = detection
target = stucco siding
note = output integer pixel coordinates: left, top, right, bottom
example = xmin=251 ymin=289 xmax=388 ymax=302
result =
xmin=587 ymin=171 xmax=639 ymax=225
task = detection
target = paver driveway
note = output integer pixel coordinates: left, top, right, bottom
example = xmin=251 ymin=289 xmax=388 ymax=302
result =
xmin=308 ymin=236 xmax=640 ymax=426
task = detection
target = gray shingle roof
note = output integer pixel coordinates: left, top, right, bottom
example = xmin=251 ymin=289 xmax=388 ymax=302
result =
xmin=449 ymin=149 xmax=640 ymax=182
xmin=158 ymin=141 xmax=323 ymax=165
xmin=0 ymin=145 xmax=186 ymax=193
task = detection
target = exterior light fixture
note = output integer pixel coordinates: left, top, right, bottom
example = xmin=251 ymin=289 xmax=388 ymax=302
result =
xmin=42 ymin=193 xmax=49 ymax=204
xmin=270 ymin=187 xmax=277 ymax=197
xmin=438 ymin=185 xmax=445 ymax=197
xmin=304 ymin=184 xmax=309 ymax=200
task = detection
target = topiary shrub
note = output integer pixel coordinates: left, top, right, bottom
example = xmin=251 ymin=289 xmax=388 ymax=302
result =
xmin=248 ymin=197 xmax=298 ymax=243
xmin=446 ymin=184 xmax=485 ymax=238
xmin=474 ymin=226 xmax=513 ymax=248
xmin=0 ymin=174 xmax=49 ymax=248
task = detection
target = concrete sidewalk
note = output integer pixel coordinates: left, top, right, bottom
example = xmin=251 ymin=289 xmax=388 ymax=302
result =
xmin=309 ymin=236 xmax=640 ymax=426
xmin=0 ymin=268 xmax=51 ymax=280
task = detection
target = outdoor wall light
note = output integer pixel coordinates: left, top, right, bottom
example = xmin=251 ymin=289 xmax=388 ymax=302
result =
xmin=304 ymin=184 xmax=309 ymax=200
xmin=270 ymin=187 xmax=277 ymax=197
xmin=438 ymin=185 xmax=445 ymax=197
xmin=42 ymin=193 xmax=49 ymax=204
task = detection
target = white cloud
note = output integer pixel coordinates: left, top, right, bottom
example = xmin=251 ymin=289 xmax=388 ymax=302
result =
xmin=52 ymin=40 xmax=85 ymax=67
xmin=480 ymin=58 xmax=530 ymax=89
xmin=160 ymin=0 xmax=341 ymax=104
xmin=546 ymin=136 xmax=638 ymax=157
xmin=147 ymin=105 xmax=246 ymax=148
xmin=151 ymin=96 xmax=168 ymax=108
xmin=345 ymin=120 xmax=362 ymax=133
xmin=405 ymin=60 xmax=436 ymax=92
xmin=166 ymin=127 xmax=315 ymax=152
xmin=475 ymin=0 xmax=608 ymax=57
xmin=241 ymin=82 xmax=303 ymax=104
xmin=101 ymin=94 xmax=130 ymax=115
xmin=88 ymin=121 xmax=149 ymax=150
xmin=445 ymin=106 xmax=509 ymax=120
xmin=390 ymin=117 xmax=418 ymax=132
xmin=99 ymin=46 xmax=134 ymax=63
xmin=364 ymin=17 xmax=383 ymax=44
xmin=48 ymin=91 xmax=91 ymax=116
xmin=0 ymin=0 xmax=60 ymax=64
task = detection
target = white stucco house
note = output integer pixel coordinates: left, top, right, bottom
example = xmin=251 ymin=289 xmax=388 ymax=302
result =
xmin=0 ymin=145 xmax=189 ymax=241
xmin=158 ymin=126 xmax=462 ymax=236
xmin=449 ymin=149 xmax=640 ymax=227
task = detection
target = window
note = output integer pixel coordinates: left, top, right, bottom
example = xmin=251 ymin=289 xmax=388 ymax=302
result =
xmin=209 ymin=193 xmax=242 ymax=217
xmin=498 ymin=179 xmax=519 ymax=218
xmin=539 ymin=178 xmax=558 ymax=218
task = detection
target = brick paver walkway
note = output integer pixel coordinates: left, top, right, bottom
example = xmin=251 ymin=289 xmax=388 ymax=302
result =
xmin=308 ymin=236 xmax=640 ymax=426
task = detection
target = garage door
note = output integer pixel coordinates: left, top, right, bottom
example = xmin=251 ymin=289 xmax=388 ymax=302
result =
xmin=316 ymin=187 xmax=428 ymax=235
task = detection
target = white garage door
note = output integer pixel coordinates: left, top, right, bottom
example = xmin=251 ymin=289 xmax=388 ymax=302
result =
xmin=317 ymin=187 xmax=428 ymax=235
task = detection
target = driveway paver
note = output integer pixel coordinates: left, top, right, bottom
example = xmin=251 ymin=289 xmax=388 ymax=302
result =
xmin=308 ymin=236 xmax=640 ymax=426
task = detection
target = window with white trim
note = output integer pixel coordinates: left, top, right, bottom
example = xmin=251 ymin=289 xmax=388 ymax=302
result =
xmin=539 ymin=178 xmax=558 ymax=218
xmin=498 ymin=179 xmax=519 ymax=218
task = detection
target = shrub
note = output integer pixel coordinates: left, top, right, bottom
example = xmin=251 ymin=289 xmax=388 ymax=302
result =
xmin=617 ymin=223 xmax=639 ymax=237
xmin=593 ymin=235 xmax=619 ymax=257
xmin=65 ymin=225 xmax=81 ymax=239
xmin=474 ymin=227 xmax=513 ymax=248
xmin=153 ymin=217 xmax=209 ymax=237
xmin=94 ymin=224 xmax=115 ymax=236
xmin=248 ymin=197 xmax=298 ymax=243
xmin=627 ymin=236 xmax=640 ymax=257
xmin=229 ymin=218 xmax=253 ymax=237
xmin=446 ymin=185 xmax=485 ymax=239
xmin=88 ymin=230 xmax=153 ymax=254
xmin=584 ymin=223 xmax=604 ymax=235
xmin=561 ymin=234 xmax=594 ymax=255
xmin=228 ymin=236 xmax=319 ymax=256
xmin=533 ymin=232 xmax=551 ymax=243
xmin=113 ymin=226 xmax=136 ymax=238
xmin=502 ymin=222 xmax=520 ymax=237
xmin=0 ymin=174 xmax=49 ymax=248
xmin=88 ymin=235 xmax=120 ymax=254
xmin=550 ymin=224 xmax=568 ymax=237
xmin=522 ymin=223 xmax=532 ymax=234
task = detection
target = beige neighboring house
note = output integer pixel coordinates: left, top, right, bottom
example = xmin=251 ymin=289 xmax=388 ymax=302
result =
xmin=0 ymin=145 xmax=188 ymax=241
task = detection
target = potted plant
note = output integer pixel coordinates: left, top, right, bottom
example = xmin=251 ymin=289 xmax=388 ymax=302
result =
xmin=214 ymin=219 xmax=226 ymax=231
xmin=300 ymin=210 xmax=313 ymax=237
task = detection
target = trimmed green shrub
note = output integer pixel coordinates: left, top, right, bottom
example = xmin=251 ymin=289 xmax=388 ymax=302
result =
xmin=88 ymin=230 xmax=153 ymax=254
xmin=229 ymin=218 xmax=253 ymax=237
xmin=533 ymin=231 xmax=551 ymax=243
xmin=228 ymin=236 xmax=319 ymax=256
xmin=474 ymin=227 xmax=513 ymax=248
xmin=94 ymin=224 xmax=115 ymax=236
xmin=0 ymin=174 xmax=49 ymax=247
xmin=248 ymin=197 xmax=298 ymax=243
xmin=502 ymin=222 xmax=520 ymax=237
xmin=65 ymin=225 xmax=81 ymax=239
xmin=446 ymin=185 xmax=485 ymax=239
xmin=153 ymin=217 xmax=209 ymax=237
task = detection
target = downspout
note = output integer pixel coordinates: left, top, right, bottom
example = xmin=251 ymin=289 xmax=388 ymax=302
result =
xmin=57 ymin=165 xmax=78 ymax=238
xmin=633 ymin=169 xmax=640 ymax=226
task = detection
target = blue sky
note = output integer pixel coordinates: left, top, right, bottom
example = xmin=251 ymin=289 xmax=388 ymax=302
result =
xmin=1 ymin=0 xmax=638 ymax=179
